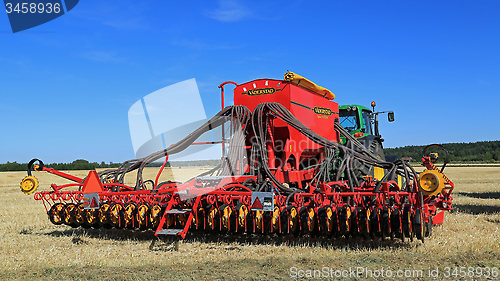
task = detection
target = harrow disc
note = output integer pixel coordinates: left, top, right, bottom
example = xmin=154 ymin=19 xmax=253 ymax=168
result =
xmin=136 ymin=204 xmax=149 ymax=230
xmin=271 ymin=206 xmax=280 ymax=233
xmin=390 ymin=207 xmax=402 ymax=241
xmin=219 ymin=204 xmax=234 ymax=232
xmin=358 ymin=208 xmax=371 ymax=240
xmin=205 ymin=204 xmax=219 ymax=231
xmin=48 ymin=203 xmax=65 ymax=225
xmin=299 ymin=206 xmax=317 ymax=236
xmin=369 ymin=207 xmax=380 ymax=238
xmin=98 ymin=203 xmax=112 ymax=229
xmin=279 ymin=207 xmax=289 ymax=235
xmin=253 ymin=210 xmax=272 ymax=234
xmin=235 ymin=203 xmax=248 ymax=233
xmin=75 ymin=203 xmax=88 ymax=228
xmin=380 ymin=207 xmax=391 ymax=240
xmin=109 ymin=203 xmax=124 ymax=229
xmin=84 ymin=209 xmax=100 ymax=228
xmin=192 ymin=206 xmax=205 ymax=231
xmin=349 ymin=207 xmax=359 ymax=238
xmin=63 ymin=203 xmax=79 ymax=228
xmin=413 ymin=209 xmax=424 ymax=242
xmin=318 ymin=205 xmax=335 ymax=236
xmin=148 ymin=204 xmax=162 ymax=230
xmin=287 ymin=206 xmax=300 ymax=237
xmin=338 ymin=206 xmax=351 ymax=238
xmin=124 ymin=203 xmax=137 ymax=229
xmin=402 ymin=207 xmax=414 ymax=242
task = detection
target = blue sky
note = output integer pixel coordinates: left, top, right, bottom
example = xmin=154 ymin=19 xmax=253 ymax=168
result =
xmin=0 ymin=0 xmax=499 ymax=163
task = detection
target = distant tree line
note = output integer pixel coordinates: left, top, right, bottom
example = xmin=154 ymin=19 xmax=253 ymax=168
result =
xmin=0 ymin=159 xmax=221 ymax=172
xmin=0 ymin=159 xmax=121 ymax=172
xmin=385 ymin=140 xmax=500 ymax=163
xmin=2 ymin=140 xmax=498 ymax=171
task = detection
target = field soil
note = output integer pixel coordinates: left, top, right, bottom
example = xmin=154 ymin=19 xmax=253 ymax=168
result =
xmin=1 ymin=166 xmax=499 ymax=280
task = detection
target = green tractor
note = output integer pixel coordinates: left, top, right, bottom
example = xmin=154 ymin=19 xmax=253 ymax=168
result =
xmin=338 ymin=101 xmax=395 ymax=180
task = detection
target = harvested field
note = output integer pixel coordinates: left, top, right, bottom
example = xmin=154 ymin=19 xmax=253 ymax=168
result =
xmin=1 ymin=166 xmax=499 ymax=280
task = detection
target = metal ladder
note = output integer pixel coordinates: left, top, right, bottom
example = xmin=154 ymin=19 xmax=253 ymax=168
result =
xmin=155 ymin=195 xmax=201 ymax=239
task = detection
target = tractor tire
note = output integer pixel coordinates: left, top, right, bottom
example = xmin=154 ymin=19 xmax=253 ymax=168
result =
xmin=352 ymin=140 xmax=385 ymax=181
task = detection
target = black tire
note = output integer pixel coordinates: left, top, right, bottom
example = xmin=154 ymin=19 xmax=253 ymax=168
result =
xmin=352 ymin=140 xmax=385 ymax=181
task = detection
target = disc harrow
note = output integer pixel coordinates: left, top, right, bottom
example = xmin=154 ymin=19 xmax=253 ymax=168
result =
xmin=20 ymin=73 xmax=454 ymax=243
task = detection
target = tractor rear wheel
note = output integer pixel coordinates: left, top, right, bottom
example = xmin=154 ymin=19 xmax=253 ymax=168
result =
xmin=352 ymin=140 xmax=385 ymax=181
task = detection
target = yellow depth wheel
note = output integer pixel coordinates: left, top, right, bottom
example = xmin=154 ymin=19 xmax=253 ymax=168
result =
xmin=288 ymin=206 xmax=299 ymax=236
xmin=220 ymin=204 xmax=233 ymax=232
xmin=136 ymin=204 xmax=149 ymax=230
xmin=98 ymin=203 xmax=111 ymax=226
xmin=206 ymin=205 xmax=219 ymax=231
xmin=340 ymin=207 xmax=351 ymax=236
xmin=301 ymin=207 xmax=316 ymax=234
xmin=63 ymin=203 xmax=79 ymax=227
xmin=418 ymin=169 xmax=445 ymax=196
xmin=254 ymin=210 xmax=264 ymax=233
xmin=124 ymin=204 xmax=137 ymax=229
xmin=20 ymin=176 xmax=39 ymax=195
xmin=75 ymin=203 xmax=86 ymax=225
xmin=148 ymin=204 xmax=162 ymax=230
xmin=84 ymin=209 xmax=99 ymax=227
xmin=48 ymin=203 xmax=65 ymax=225
xmin=272 ymin=206 xmax=280 ymax=232
xmin=109 ymin=203 xmax=123 ymax=228
xmin=236 ymin=204 xmax=248 ymax=232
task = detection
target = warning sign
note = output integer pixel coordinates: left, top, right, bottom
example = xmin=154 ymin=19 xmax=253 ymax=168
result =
xmin=82 ymin=193 xmax=100 ymax=210
xmin=251 ymin=197 xmax=263 ymax=209
xmin=251 ymin=192 xmax=274 ymax=211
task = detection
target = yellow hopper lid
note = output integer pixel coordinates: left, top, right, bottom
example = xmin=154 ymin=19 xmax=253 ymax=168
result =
xmin=284 ymin=71 xmax=335 ymax=100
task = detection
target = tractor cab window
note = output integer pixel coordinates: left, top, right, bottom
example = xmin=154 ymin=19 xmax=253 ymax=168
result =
xmin=339 ymin=108 xmax=359 ymax=132
xmin=362 ymin=110 xmax=373 ymax=135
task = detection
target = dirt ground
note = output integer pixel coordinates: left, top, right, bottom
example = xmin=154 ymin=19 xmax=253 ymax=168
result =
xmin=1 ymin=166 xmax=499 ymax=280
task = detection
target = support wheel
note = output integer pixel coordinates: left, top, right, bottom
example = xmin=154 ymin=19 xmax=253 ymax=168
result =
xmin=48 ymin=203 xmax=65 ymax=225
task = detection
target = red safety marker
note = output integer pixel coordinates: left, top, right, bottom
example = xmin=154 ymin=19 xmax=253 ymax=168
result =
xmin=81 ymin=170 xmax=104 ymax=194
xmin=251 ymin=197 xmax=263 ymax=209
xmin=90 ymin=197 xmax=98 ymax=208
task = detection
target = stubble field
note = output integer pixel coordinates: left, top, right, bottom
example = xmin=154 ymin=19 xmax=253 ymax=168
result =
xmin=1 ymin=166 xmax=499 ymax=280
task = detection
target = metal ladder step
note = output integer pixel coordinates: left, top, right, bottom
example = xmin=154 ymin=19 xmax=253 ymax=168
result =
xmin=165 ymin=209 xmax=192 ymax=214
xmin=156 ymin=229 xmax=184 ymax=235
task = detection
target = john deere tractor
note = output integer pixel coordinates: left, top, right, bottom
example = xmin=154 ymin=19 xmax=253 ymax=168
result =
xmin=339 ymin=101 xmax=395 ymax=180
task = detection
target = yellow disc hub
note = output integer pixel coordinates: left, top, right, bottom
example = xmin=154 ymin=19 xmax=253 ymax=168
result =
xmin=307 ymin=207 xmax=316 ymax=231
xmin=237 ymin=205 xmax=248 ymax=229
xmin=325 ymin=206 xmax=333 ymax=232
xmin=272 ymin=206 xmax=280 ymax=231
xmin=221 ymin=205 xmax=232 ymax=230
xmin=64 ymin=203 xmax=77 ymax=225
xmin=75 ymin=203 xmax=86 ymax=224
xmin=149 ymin=204 xmax=162 ymax=228
xmin=207 ymin=206 xmax=218 ymax=230
xmin=110 ymin=204 xmax=123 ymax=226
xmin=137 ymin=204 xmax=149 ymax=226
xmin=99 ymin=203 xmax=110 ymax=224
xmin=20 ymin=176 xmax=39 ymax=194
xmin=289 ymin=207 xmax=298 ymax=232
xmin=418 ymin=169 xmax=445 ymax=196
xmin=255 ymin=210 xmax=263 ymax=232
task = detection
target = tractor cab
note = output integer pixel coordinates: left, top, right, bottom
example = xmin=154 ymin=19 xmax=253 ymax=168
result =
xmin=339 ymin=102 xmax=394 ymax=141
xmin=339 ymin=105 xmax=374 ymax=138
